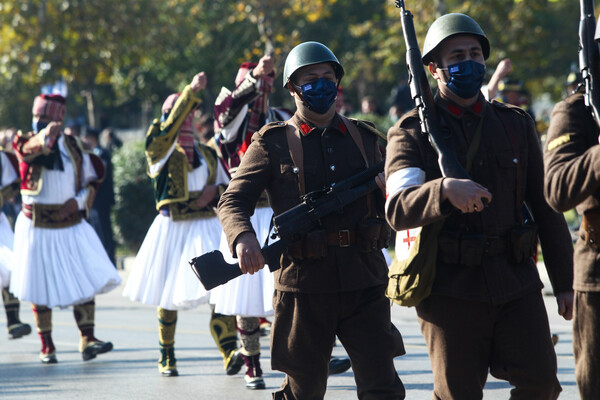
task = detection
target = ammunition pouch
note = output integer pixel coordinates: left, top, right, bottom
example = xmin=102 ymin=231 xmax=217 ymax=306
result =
xmin=582 ymin=211 xmax=600 ymax=250
xmin=287 ymin=229 xmax=329 ymax=260
xmin=357 ymin=218 xmax=390 ymax=253
xmin=438 ymin=230 xmax=523 ymax=266
xmin=507 ymin=223 xmax=538 ymax=264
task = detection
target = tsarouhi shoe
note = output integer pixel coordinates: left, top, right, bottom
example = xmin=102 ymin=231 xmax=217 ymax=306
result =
xmin=40 ymin=351 xmax=58 ymax=364
xmin=242 ymin=353 xmax=266 ymax=390
xmin=225 ymin=348 xmax=244 ymax=375
xmin=81 ymin=339 xmax=113 ymax=361
xmin=158 ymin=346 xmax=178 ymax=377
xmin=8 ymin=322 xmax=32 ymax=339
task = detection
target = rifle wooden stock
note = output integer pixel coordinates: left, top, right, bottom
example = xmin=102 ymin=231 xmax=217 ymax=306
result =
xmin=397 ymin=0 xmax=470 ymax=180
xmin=190 ymin=240 xmax=287 ymax=291
xmin=190 ymin=162 xmax=384 ymax=290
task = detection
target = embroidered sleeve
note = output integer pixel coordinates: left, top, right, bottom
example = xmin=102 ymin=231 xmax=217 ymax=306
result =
xmin=145 ymin=85 xmax=202 ymax=166
xmin=214 ymin=73 xmax=261 ymax=134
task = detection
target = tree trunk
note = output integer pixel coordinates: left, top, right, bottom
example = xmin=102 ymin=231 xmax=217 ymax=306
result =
xmin=82 ymin=89 xmax=96 ymax=129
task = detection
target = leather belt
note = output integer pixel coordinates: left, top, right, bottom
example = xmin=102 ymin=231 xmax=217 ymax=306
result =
xmin=327 ymin=230 xmax=356 ymax=248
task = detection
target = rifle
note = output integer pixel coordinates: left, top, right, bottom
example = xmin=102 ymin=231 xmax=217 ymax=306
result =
xmin=395 ymin=0 xmax=470 ymax=180
xmin=579 ymin=0 xmax=600 ymax=130
xmin=190 ymin=161 xmax=384 ymax=290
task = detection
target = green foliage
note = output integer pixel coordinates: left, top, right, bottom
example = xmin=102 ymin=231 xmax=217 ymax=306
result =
xmin=349 ymin=112 xmax=395 ymax=136
xmin=0 ymin=0 xmax=590 ymax=130
xmin=111 ymin=140 xmax=156 ymax=253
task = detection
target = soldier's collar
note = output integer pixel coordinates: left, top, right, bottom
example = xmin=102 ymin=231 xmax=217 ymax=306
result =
xmin=294 ymin=114 xmax=347 ymax=136
xmin=436 ymin=92 xmax=485 ymax=118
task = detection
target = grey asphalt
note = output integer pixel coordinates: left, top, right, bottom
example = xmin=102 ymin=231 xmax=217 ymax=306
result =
xmin=0 ymin=261 xmax=578 ymax=399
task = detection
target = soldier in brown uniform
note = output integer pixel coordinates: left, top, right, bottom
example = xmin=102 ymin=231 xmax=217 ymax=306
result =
xmin=544 ymin=79 xmax=600 ymax=398
xmin=385 ymin=14 xmax=574 ymax=399
xmin=218 ymin=41 xmax=406 ymax=400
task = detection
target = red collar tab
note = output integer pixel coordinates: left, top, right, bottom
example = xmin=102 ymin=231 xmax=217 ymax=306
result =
xmin=337 ymin=122 xmax=347 ymax=133
xmin=299 ymin=123 xmax=312 ymax=136
xmin=448 ymin=104 xmax=462 ymax=116
xmin=471 ymin=101 xmax=483 ymax=114
xmin=447 ymin=100 xmax=483 ymax=117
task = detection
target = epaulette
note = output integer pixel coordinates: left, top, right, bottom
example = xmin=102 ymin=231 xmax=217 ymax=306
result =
xmin=346 ymin=118 xmax=387 ymax=142
xmin=257 ymin=121 xmax=287 ymax=137
xmin=490 ymin=100 xmax=530 ymax=120
xmin=397 ymin=108 xmax=420 ymax=127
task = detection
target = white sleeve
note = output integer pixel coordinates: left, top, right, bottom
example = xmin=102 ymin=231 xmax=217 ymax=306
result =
xmin=75 ymin=153 xmax=99 ymax=209
xmin=215 ymin=158 xmax=230 ymax=186
xmin=219 ymin=104 xmax=249 ymax=144
xmin=0 ymin=153 xmax=17 ymax=189
xmin=148 ymin=141 xmax=177 ymax=176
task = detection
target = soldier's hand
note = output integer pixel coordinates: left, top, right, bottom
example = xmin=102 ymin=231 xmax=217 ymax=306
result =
xmin=252 ymin=55 xmax=274 ymax=78
xmin=191 ymin=72 xmax=207 ymax=92
xmin=195 ymin=185 xmax=218 ymax=208
xmin=58 ymin=198 xmax=78 ymax=220
xmin=441 ymin=178 xmax=492 ymax=213
xmin=556 ymin=291 xmax=574 ymax=321
xmin=235 ymin=232 xmax=265 ymax=275
xmin=375 ymin=172 xmax=385 ymax=193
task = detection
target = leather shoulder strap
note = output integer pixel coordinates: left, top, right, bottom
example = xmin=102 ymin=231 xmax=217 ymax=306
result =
xmin=284 ymin=121 xmax=306 ymax=196
xmin=340 ymin=115 xmax=369 ymax=167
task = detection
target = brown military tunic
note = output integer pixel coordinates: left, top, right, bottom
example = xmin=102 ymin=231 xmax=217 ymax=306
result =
xmin=219 ymin=113 xmax=389 ymax=293
xmin=544 ymin=91 xmax=600 ymax=399
xmin=385 ymin=92 xmax=573 ymax=399
xmin=385 ymin=93 xmax=573 ymax=303
xmin=545 ymin=92 xmax=600 ymax=292
xmin=218 ymin=112 xmax=405 ymax=399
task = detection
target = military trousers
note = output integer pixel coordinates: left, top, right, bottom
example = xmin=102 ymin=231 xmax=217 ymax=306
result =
xmin=416 ymin=291 xmax=561 ymax=400
xmin=573 ymin=290 xmax=600 ymax=400
xmin=270 ymin=285 xmax=405 ymax=400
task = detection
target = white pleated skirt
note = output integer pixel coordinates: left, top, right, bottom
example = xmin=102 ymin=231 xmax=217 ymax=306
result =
xmin=0 ymin=213 xmax=14 ymax=288
xmin=209 ymin=207 xmax=275 ymax=318
xmin=10 ymin=212 xmax=121 ymax=308
xmin=123 ymin=213 xmax=223 ymax=310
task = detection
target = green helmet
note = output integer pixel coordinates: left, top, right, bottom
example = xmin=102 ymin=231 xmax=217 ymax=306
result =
xmin=283 ymin=41 xmax=344 ymax=87
xmin=422 ymin=13 xmax=490 ymax=65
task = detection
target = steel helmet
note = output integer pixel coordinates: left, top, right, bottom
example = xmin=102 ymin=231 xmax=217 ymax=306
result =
xmin=422 ymin=13 xmax=490 ymax=65
xmin=283 ymin=41 xmax=344 ymax=87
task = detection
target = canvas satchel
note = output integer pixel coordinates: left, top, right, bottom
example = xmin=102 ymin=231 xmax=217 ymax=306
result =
xmin=386 ymin=112 xmax=485 ymax=307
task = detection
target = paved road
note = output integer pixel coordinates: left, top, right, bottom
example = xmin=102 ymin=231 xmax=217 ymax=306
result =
xmin=0 ymin=262 xmax=578 ymax=399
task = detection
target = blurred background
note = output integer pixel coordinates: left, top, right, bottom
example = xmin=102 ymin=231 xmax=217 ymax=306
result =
xmin=0 ymin=0 xmax=585 ymax=257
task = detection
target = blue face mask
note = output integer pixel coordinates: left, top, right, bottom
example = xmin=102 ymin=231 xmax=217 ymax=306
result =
xmin=32 ymin=120 xmax=49 ymax=134
xmin=298 ymin=77 xmax=338 ymax=114
xmin=443 ymin=60 xmax=486 ymax=99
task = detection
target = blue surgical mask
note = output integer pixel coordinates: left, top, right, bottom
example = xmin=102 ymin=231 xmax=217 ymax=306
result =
xmin=32 ymin=120 xmax=49 ymax=134
xmin=442 ymin=60 xmax=486 ymax=99
xmin=297 ymin=77 xmax=338 ymax=114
